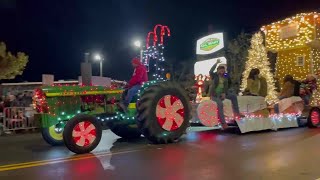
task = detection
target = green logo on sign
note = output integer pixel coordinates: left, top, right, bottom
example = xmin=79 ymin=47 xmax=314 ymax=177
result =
xmin=200 ymin=38 xmax=220 ymax=51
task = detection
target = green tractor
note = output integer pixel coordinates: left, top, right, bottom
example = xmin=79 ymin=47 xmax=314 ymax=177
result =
xmin=33 ymin=85 xmax=123 ymax=146
xmin=34 ymin=80 xmax=191 ymax=154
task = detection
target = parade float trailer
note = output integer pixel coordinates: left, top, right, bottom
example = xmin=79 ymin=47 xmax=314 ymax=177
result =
xmin=191 ymin=31 xmax=307 ymax=133
xmin=261 ymin=12 xmax=320 ymax=128
xmin=193 ymin=59 xmax=303 ymax=133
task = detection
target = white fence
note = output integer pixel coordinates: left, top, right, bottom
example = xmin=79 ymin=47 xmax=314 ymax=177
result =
xmin=1 ymin=107 xmax=37 ymax=133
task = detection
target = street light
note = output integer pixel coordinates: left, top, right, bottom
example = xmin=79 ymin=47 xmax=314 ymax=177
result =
xmin=133 ymin=40 xmax=143 ymax=62
xmin=94 ymin=53 xmax=104 ymax=77
xmin=134 ymin=40 xmax=141 ymax=48
xmin=94 ymin=54 xmax=102 ymax=61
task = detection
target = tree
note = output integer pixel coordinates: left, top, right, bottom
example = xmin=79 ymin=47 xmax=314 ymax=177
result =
xmin=168 ymin=58 xmax=195 ymax=83
xmin=165 ymin=57 xmax=196 ymax=100
xmin=240 ymin=32 xmax=278 ymax=104
xmin=0 ymin=42 xmax=28 ymax=79
xmin=225 ymin=32 xmax=251 ymax=92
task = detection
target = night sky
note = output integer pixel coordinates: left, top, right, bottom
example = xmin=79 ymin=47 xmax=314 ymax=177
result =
xmin=0 ymin=0 xmax=319 ymax=82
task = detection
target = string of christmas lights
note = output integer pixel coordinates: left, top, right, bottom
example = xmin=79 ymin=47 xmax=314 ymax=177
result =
xmin=142 ymin=44 xmax=166 ymax=80
xmin=194 ymin=74 xmax=209 ymax=103
xmin=33 ymin=85 xmax=122 ymax=123
xmin=261 ymin=12 xmax=320 ymax=81
xmin=189 ymin=112 xmax=299 ymax=125
xmin=143 ymin=25 xmax=170 ymax=80
xmin=276 ymin=47 xmax=312 ymax=80
xmin=261 ymin=12 xmax=319 ymax=51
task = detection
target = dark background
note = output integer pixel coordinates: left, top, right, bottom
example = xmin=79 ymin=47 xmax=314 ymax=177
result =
xmin=0 ymin=0 xmax=319 ymax=82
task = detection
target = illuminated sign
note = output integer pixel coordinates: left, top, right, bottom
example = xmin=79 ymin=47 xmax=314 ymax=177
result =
xmin=194 ymin=57 xmax=227 ymax=76
xmin=196 ymin=33 xmax=224 ymax=55
xmin=200 ymin=38 xmax=220 ymax=51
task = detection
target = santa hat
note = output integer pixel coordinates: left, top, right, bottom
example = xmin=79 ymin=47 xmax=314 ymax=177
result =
xmin=131 ymin=58 xmax=141 ymax=65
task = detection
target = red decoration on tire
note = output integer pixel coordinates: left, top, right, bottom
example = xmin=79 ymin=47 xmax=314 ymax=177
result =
xmin=72 ymin=121 xmax=97 ymax=147
xmin=156 ymin=95 xmax=185 ymax=131
xmin=311 ymin=110 xmax=320 ymax=126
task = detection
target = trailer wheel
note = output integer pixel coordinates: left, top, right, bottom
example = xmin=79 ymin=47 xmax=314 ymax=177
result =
xmin=307 ymin=108 xmax=320 ymax=128
xmin=63 ymin=114 xmax=102 ymax=154
xmin=137 ymin=81 xmax=191 ymax=144
xmin=41 ymin=124 xmax=64 ymax=146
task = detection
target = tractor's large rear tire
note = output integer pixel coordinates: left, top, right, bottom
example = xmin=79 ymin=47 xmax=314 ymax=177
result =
xmin=108 ymin=119 xmax=141 ymax=139
xmin=137 ymin=81 xmax=191 ymax=144
xmin=307 ymin=108 xmax=320 ymax=128
xmin=63 ymin=114 xmax=102 ymax=154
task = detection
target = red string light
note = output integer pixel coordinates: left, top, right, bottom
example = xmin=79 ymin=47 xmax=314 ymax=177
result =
xmin=146 ymin=32 xmax=157 ymax=48
xmin=160 ymin=26 xmax=170 ymax=45
xmin=146 ymin=24 xmax=171 ymax=48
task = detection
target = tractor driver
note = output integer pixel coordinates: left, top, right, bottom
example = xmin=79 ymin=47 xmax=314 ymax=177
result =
xmin=119 ymin=58 xmax=148 ymax=112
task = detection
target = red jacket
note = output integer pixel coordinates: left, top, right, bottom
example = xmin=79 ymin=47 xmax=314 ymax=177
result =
xmin=128 ymin=64 xmax=148 ymax=88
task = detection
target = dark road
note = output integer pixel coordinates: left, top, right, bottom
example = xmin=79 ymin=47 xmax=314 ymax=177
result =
xmin=1 ymin=127 xmax=320 ymax=180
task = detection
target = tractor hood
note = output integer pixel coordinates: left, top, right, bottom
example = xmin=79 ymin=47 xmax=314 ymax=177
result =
xmin=38 ymin=85 xmax=124 ymax=97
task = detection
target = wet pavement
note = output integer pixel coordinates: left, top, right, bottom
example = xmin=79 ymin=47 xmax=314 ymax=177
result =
xmin=0 ymin=127 xmax=320 ymax=180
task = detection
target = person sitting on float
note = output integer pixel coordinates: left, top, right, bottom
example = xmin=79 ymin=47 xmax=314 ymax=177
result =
xmin=209 ymin=59 xmax=243 ymax=129
xmin=243 ymin=68 xmax=268 ymax=97
xmin=243 ymin=69 xmax=260 ymax=96
xmin=274 ymin=75 xmax=296 ymax=114
xmin=299 ymin=74 xmax=317 ymax=105
xmin=243 ymin=69 xmax=267 ymax=97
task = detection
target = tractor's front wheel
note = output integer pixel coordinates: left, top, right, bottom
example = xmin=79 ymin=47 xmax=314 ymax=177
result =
xmin=63 ymin=114 xmax=102 ymax=154
xmin=137 ymin=81 xmax=191 ymax=144
xmin=41 ymin=124 xmax=64 ymax=146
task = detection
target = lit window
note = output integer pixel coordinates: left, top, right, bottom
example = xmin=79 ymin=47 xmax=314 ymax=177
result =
xmin=296 ymin=55 xmax=305 ymax=66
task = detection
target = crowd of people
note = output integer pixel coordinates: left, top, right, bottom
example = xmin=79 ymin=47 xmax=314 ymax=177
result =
xmin=0 ymin=91 xmax=33 ymax=112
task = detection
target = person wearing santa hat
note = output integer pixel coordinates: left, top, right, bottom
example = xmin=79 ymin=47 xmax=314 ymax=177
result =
xmin=119 ymin=57 xmax=148 ymax=111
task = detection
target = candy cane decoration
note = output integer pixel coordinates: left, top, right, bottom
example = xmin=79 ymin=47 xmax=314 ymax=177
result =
xmin=153 ymin=24 xmax=163 ymax=45
xmin=144 ymin=24 xmax=171 ymax=77
xmin=146 ymin=31 xmax=157 ymax=49
xmin=146 ymin=25 xmax=171 ymax=48
xmin=160 ymin=26 xmax=171 ymax=45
